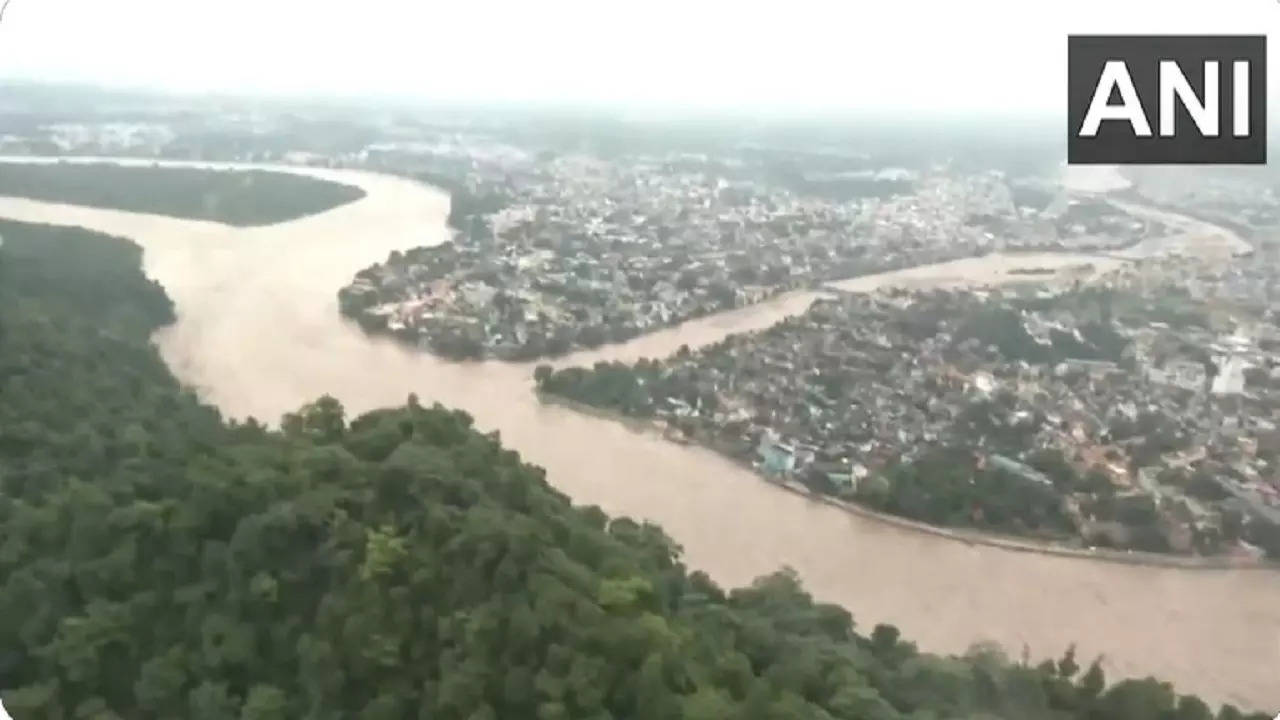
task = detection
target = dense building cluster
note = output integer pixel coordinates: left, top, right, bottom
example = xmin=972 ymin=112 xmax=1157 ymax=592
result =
xmin=540 ymin=249 xmax=1280 ymax=558
xmin=339 ymin=145 xmax=1165 ymax=359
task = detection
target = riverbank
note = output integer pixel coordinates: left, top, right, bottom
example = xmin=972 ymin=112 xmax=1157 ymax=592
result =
xmin=340 ymin=273 xmax=802 ymax=363
xmin=535 ymin=392 xmax=1277 ymax=572
xmin=826 ymin=250 xmax=1129 ymax=293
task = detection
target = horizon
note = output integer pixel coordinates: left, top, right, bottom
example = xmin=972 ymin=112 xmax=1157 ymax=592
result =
xmin=1 ymin=0 xmax=1278 ymax=116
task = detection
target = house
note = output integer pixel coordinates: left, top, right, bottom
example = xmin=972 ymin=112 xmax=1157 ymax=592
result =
xmin=988 ymin=454 xmax=1054 ymax=487
xmin=1211 ymin=356 xmax=1249 ymax=396
xmin=1147 ymin=360 xmax=1206 ymax=392
xmin=757 ymin=431 xmax=797 ymax=477
xmin=1213 ymin=477 xmax=1280 ymax=527
xmin=1062 ymin=359 xmax=1120 ymax=380
xmin=459 ymin=282 xmax=497 ymax=307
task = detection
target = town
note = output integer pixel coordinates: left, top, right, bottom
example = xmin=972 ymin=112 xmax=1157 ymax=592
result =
xmin=537 ymin=244 xmax=1280 ymax=560
xmin=337 ymin=143 xmax=1168 ymax=360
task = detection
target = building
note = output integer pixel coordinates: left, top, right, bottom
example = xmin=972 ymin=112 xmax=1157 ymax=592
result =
xmin=1147 ymin=360 xmax=1206 ymax=392
xmin=757 ymin=431 xmax=797 ymax=477
xmin=988 ymin=454 xmax=1054 ymax=487
xmin=1211 ymin=356 xmax=1249 ymax=396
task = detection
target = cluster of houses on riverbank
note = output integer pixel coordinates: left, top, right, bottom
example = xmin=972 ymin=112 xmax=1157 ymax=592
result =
xmin=541 ymin=248 xmax=1280 ymax=558
xmin=339 ymin=144 xmax=1167 ymax=360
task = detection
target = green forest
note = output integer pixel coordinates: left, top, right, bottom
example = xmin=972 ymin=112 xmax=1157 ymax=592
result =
xmin=0 ymin=219 xmax=1267 ymax=718
xmin=0 ymin=163 xmax=365 ymax=226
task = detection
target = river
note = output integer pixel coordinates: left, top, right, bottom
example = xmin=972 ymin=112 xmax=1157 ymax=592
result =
xmin=0 ymin=157 xmax=1276 ymax=711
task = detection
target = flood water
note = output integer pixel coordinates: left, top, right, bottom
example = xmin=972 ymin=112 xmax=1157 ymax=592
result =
xmin=1 ymin=157 xmax=1276 ymax=711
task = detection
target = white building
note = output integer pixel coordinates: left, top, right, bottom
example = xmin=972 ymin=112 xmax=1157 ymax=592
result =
xmin=1147 ymin=360 xmax=1205 ymax=393
xmin=1212 ymin=356 xmax=1250 ymax=397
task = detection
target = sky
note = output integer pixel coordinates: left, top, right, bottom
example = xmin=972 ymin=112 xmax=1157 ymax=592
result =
xmin=0 ymin=0 xmax=1277 ymax=116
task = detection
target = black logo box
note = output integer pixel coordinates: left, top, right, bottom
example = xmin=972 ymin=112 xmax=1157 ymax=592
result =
xmin=1068 ymin=35 xmax=1266 ymax=165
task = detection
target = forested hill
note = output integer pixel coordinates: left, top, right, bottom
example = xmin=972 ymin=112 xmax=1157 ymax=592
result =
xmin=0 ymin=219 xmax=1264 ymax=719
xmin=0 ymin=163 xmax=365 ymax=226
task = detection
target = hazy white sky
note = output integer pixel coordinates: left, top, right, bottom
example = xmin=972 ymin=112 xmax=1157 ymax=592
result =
xmin=0 ymin=0 xmax=1277 ymax=114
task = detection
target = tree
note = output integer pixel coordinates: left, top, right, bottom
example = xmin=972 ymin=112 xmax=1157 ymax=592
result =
xmin=1078 ymin=659 xmax=1106 ymax=702
xmin=534 ymin=364 xmax=554 ymax=387
xmin=1171 ymin=694 xmax=1215 ymax=720
xmin=188 ymin=682 xmax=239 ymax=720
xmin=578 ymin=325 xmax=607 ymax=348
xmin=134 ymin=650 xmax=188 ymax=714
xmin=871 ymin=624 xmax=903 ymax=662
xmin=1093 ymin=678 xmax=1175 ymax=720
xmin=285 ymin=395 xmax=347 ymax=443
xmin=1057 ymin=645 xmax=1080 ymax=679
xmin=1221 ymin=509 xmax=1245 ymax=543
xmin=683 ymin=687 xmax=738 ymax=720
xmin=241 ymin=685 xmax=289 ymax=720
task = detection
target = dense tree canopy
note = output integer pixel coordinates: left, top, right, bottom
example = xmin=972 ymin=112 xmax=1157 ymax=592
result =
xmin=0 ymin=219 xmax=1266 ymax=718
xmin=0 ymin=163 xmax=365 ymax=226
xmin=410 ymin=171 xmax=511 ymax=235
xmin=858 ymin=447 xmax=1076 ymax=539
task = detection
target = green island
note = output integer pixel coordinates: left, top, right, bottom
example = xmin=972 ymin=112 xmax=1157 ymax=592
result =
xmin=0 ymin=220 xmax=1265 ymax=719
xmin=0 ymin=162 xmax=365 ymax=226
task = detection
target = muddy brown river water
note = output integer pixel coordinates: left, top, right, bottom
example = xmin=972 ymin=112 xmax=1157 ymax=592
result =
xmin=0 ymin=158 xmax=1276 ymax=710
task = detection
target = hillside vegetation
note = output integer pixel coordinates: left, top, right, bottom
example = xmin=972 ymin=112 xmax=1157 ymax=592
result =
xmin=0 ymin=163 xmax=364 ymax=225
xmin=0 ymin=219 xmax=1266 ymax=719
